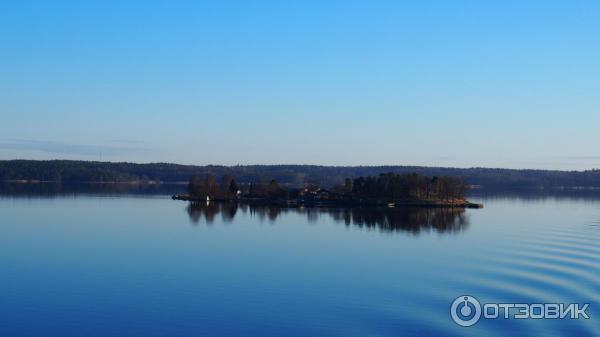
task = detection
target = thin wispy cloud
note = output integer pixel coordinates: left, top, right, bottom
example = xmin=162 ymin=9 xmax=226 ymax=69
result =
xmin=560 ymin=156 xmax=600 ymax=160
xmin=431 ymin=156 xmax=458 ymax=161
xmin=105 ymin=139 xmax=147 ymax=144
xmin=0 ymin=139 xmax=149 ymax=157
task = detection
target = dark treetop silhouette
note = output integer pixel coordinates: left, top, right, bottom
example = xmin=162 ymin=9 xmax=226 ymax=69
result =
xmin=2 ymin=160 xmax=600 ymax=189
xmin=178 ymin=172 xmax=480 ymax=208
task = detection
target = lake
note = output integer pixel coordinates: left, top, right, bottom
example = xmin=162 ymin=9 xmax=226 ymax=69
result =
xmin=1 ymin=184 xmax=599 ymax=336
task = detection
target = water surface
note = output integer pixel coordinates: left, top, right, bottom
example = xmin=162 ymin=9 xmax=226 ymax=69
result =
xmin=1 ymin=185 xmax=598 ymax=336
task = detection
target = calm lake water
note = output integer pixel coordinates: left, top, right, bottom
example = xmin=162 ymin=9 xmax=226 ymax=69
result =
xmin=1 ymin=184 xmax=599 ymax=336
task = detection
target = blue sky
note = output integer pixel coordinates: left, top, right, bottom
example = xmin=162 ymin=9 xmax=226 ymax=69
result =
xmin=1 ymin=1 xmax=599 ymax=169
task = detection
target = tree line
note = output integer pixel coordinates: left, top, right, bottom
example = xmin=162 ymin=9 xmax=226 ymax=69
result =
xmin=187 ymin=172 xmax=468 ymax=202
xmin=187 ymin=174 xmax=288 ymax=200
xmin=2 ymin=160 xmax=600 ymax=189
xmin=345 ymin=173 xmax=468 ymax=202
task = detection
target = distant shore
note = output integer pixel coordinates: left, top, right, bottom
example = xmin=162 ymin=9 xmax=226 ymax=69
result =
xmin=2 ymin=179 xmax=176 ymax=185
xmin=2 ymin=160 xmax=600 ymax=190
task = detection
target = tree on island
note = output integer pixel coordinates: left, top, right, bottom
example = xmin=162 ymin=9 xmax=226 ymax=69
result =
xmin=187 ymin=174 xmax=219 ymax=199
xmin=349 ymin=173 xmax=468 ymax=202
xmin=186 ymin=172 xmax=468 ymax=204
xmin=267 ymin=179 xmax=286 ymax=199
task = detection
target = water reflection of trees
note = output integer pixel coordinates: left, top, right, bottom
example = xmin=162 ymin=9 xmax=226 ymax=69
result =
xmin=326 ymin=207 xmax=469 ymax=234
xmin=186 ymin=202 xmax=469 ymax=234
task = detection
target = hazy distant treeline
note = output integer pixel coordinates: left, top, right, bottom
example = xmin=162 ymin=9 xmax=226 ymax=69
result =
xmin=1 ymin=160 xmax=600 ymax=189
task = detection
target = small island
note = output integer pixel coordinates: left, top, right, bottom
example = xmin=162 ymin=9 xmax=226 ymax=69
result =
xmin=173 ymin=172 xmax=483 ymax=208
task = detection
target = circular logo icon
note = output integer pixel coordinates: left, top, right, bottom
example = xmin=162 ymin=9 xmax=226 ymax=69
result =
xmin=450 ymin=295 xmax=481 ymax=327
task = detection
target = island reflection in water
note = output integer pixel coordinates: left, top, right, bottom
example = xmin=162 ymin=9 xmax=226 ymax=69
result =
xmin=186 ymin=202 xmax=469 ymax=234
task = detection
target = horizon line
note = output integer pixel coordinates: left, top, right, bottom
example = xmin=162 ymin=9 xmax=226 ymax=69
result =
xmin=1 ymin=158 xmax=598 ymax=173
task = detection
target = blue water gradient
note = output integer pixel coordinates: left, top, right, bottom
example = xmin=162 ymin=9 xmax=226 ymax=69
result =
xmin=1 ymin=192 xmax=598 ymax=336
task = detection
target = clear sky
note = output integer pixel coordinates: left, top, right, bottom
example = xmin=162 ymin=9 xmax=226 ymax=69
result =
xmin=1 ymin=1 xmax=599 ymax=169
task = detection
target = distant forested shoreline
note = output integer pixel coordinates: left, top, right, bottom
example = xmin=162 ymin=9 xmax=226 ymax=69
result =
xmin=1 ymin=160 xmax=600 ymax=189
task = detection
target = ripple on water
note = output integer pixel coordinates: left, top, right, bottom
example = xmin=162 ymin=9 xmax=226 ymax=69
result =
xmin=428 ymin=214 xmax=600 ymax=337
